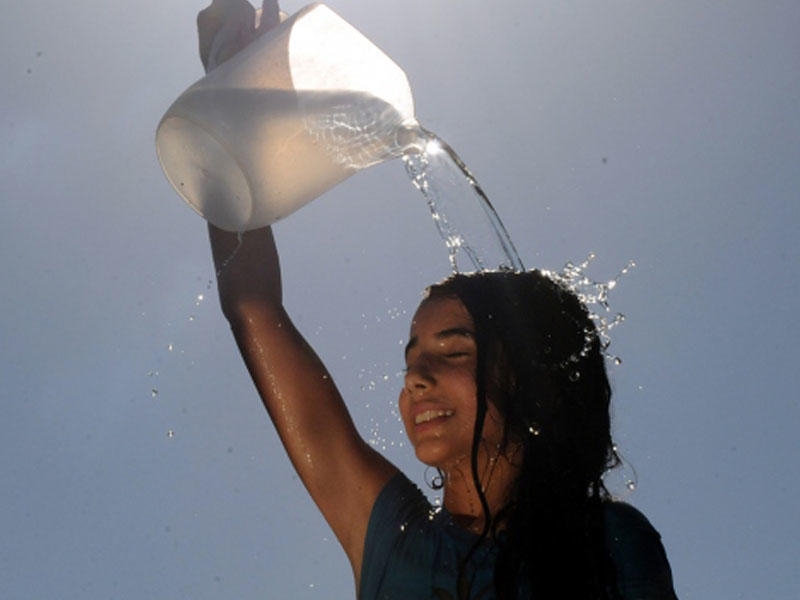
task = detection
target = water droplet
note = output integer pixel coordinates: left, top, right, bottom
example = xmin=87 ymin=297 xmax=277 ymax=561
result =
xmin=188 ymin=315 xmax=195 ymax=322
xmin=626 ymin=480 xmax=636 ymax=491
xmin=612 ymin=356 xmax=622 ymax=365
xmin=167 ymin=343 xmax=174 ymax=352
xmin=151 ymin=389 xmax=159 ymax=398
xmin=166 ymin=430 xmax=175 ymax=439
xmin=568 ymin=371 xmax=581 ymax=382
xmin=528 ymin=425 xmax=541 ymax=436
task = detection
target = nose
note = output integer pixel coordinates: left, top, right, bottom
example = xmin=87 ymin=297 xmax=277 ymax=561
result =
xmin=404 ymin=356 xmax=435 ymax=394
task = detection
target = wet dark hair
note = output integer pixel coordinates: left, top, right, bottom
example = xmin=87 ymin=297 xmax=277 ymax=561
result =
xmin=425 ymin=269 xmax=619 ymax=599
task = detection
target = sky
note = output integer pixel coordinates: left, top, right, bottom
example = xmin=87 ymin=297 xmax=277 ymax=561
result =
xmin=1 ymin=1 xmax=798 ymax=598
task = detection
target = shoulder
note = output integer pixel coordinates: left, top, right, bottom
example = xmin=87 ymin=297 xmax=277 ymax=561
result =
xmin=360 ymin=473 xmax=437 ymax=599
xmin=370 ymin=471 xmax=432 ymax=528
xmin=603 ymin=502 xmax=678 ymax=600
xmin=603 ymin=501 xmax=660 ymax=539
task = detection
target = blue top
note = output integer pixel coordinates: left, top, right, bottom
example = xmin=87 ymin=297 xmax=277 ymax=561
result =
xmin=360 ymin=473 xmax=677 ymax=600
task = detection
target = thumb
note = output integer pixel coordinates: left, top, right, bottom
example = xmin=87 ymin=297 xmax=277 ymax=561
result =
xmin=257 ymin=0 xmax=282 ymax=32
xmin=198 ymin=0 xmax=257 ymax=72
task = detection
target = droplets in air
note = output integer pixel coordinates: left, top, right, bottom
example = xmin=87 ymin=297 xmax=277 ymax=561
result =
xmin=528 ymin=423 xmax=541 ymax=437
xmin=604 ymin=444 xmax=638 ymax=498
xmin=428 ymin=505 xmax=443 ymax=521
xmin=360 ymin=361 xmax=407 ymax=451
xmin=541 ymin=254 xmax=635 ymax=366
xmin=386 ymin=306 xmax=406 ymax=321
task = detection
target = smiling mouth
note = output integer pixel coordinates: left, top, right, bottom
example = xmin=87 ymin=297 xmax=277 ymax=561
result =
xmin=414 ymin=409 xmax=454 ymax=425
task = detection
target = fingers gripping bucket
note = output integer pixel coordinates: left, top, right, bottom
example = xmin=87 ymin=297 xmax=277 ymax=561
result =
xmin=156 ymin=3 xmax=416 ymax=231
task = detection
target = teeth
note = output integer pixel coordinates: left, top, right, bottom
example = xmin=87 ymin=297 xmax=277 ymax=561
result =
xmin=415 ymin=409 xmax=454 ymax=425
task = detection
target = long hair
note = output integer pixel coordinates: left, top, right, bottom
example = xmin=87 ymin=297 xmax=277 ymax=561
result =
xmin=426 ymin=270 xmax=619 ymax=599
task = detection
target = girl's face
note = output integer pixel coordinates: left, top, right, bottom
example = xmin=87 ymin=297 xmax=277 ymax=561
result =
xmin=399 ymin=296 xmax=506 ymax=471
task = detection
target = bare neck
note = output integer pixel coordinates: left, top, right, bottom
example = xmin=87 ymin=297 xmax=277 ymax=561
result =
xmin=441 ymin=444 xmax=521 ymax=535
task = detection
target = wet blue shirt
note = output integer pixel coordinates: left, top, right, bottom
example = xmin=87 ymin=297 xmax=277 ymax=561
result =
xmin=360 ymin=473 xmax=677 ymax=600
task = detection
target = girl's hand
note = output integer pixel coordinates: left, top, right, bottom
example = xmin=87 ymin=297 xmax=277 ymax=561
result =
xmin=197 ymin=0 xmax=282 ymax=72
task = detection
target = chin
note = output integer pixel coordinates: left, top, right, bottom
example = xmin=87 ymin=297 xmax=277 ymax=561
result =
xmin=414 ymin=441 xmax=467 ymax=471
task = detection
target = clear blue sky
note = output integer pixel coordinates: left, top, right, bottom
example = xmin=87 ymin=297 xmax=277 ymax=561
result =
xmin=1 ymin=1 xmax=798 ymax=598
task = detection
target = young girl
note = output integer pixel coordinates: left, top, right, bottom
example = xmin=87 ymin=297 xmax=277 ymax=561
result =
xmin=198 ymin=2 xmax=677 ymax=598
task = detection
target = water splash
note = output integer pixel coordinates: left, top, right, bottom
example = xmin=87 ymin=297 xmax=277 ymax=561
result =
xmin=541 ymin=253 xmax=635 ymax=364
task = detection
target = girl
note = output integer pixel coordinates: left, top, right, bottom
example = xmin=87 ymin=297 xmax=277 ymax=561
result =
xmin=197 ymin=2 xmax=677 ymax=598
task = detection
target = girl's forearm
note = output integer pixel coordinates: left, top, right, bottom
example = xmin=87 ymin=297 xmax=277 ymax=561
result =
xmin=208 ymin=223 xmax=282 ymax=322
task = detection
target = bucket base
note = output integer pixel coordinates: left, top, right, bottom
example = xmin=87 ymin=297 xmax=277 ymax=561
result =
xmin=157 ymin=115 xmax=252 ymax=231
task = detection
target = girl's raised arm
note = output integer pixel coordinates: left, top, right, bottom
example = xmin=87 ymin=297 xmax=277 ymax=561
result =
xmin=209 ymin=224 xmax=396 ymax=583
xmin=198 ymin=0 xmax=397 ymax=586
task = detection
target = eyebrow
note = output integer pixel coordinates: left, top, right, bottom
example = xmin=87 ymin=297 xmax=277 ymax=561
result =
xmin=404 ymin=327 xmax=475 ymax=358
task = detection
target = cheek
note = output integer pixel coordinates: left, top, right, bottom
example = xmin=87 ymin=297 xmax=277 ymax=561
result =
xmin=397 ymin=390 xmax=412 ymax=431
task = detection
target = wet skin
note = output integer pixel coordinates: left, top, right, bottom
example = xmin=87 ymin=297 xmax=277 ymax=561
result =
xmin=399 ymin=296 xmax=506 ymax=473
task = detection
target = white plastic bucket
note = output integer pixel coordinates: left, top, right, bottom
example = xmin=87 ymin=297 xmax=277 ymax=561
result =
xmin=156 ymin=3 xmax=417 ymax=231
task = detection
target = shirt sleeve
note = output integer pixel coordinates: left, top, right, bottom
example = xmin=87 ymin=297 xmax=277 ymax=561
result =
xmin=359 ymin=472 xmax=433 ymax=600
xmin=604 ymin=502 xmax=679 ymax=600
